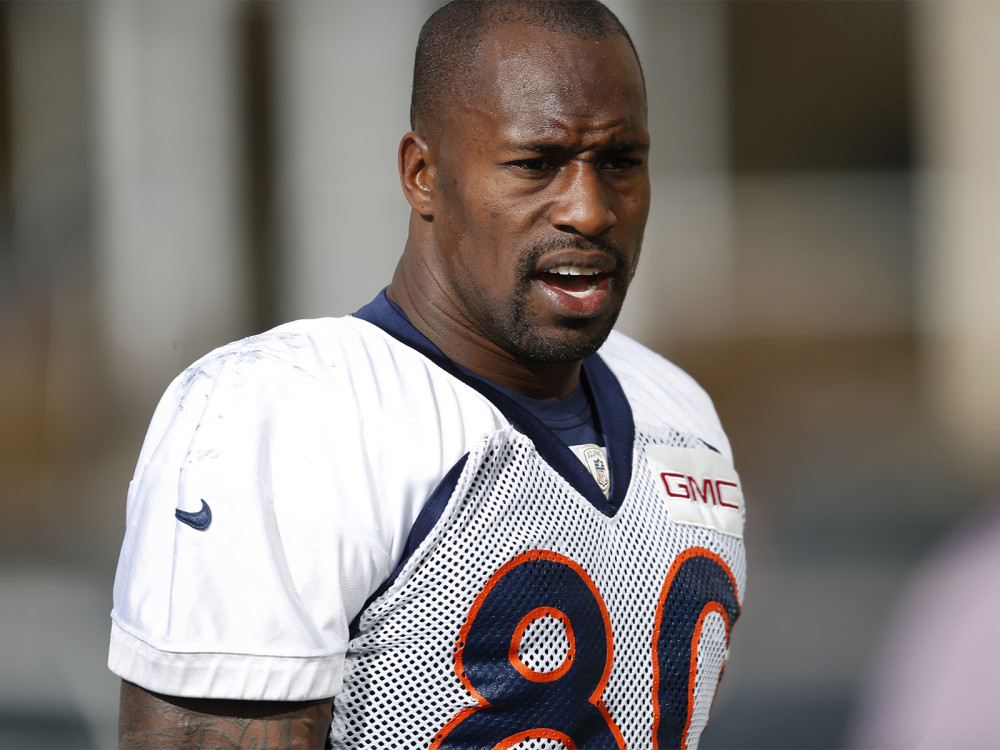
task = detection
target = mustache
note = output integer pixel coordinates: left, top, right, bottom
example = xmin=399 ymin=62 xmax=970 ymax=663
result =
xmin=522 ymin=236 xmax=629 ymax=274
xmin=529 ymin=235 xmax=625 ymax=258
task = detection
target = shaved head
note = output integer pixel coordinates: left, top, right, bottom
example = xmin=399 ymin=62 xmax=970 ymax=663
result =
xmin=410 ymin=0 xmax=643 ymax=136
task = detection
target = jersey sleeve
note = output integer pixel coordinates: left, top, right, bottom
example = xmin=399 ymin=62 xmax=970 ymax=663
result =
xmin=109 ymin=331 xmax=395 ymax=701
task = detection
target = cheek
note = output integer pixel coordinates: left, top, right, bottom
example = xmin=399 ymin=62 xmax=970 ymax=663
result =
xmin=478 ymin=168 xmax=550 ymax=220
xmin=622 ymin=184 xmax=651 ymax=236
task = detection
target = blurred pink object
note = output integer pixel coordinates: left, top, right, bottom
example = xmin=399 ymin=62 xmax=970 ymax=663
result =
xmin=849 ymin=500 xmax=1000 ymax=749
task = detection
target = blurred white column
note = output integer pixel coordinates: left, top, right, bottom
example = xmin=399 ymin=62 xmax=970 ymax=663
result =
xmin=609 ymin=0 xmax=732 ymax=348
xmin=92 ymin=1 xmax=248 ymax=409
xmin=273 ymin=1 xmax=429 ymax=321
xmin=6 ymin=3 xmax=89 ymax=286
xmin=914 ymin=1 xmax=1000 ymax=477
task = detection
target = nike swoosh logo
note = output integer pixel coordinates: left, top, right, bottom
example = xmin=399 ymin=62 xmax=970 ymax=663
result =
xmin=175 ymin=499 xmax=212 ymax=530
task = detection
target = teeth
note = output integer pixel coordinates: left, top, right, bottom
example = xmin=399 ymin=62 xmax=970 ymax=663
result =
xmin=549 ymin=266 xmax=600 ymax=276
xmin=564 ymin=277 xmax=600 ymax=298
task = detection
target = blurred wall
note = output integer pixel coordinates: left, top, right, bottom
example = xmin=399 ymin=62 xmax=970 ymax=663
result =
xmin=914 ymin=0 xmax=1000 ymax=479
xmin=1 ymin=2 xmax=998 ymax=748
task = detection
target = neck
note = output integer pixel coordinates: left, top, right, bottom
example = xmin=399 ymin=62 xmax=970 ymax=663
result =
xmin=387 ymin=254 xmax=583 ymax=400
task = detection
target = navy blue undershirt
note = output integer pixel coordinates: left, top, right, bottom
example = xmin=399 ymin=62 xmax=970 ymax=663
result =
xmin=458 ymin=367 xmax=603 ymax=448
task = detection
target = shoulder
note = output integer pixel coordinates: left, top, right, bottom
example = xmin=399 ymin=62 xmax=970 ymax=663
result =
xmin=138 ymin=318 xmax=373 ymax=458
xmin=157 ymin=315 xmax=474 ymax=424
xmin=137 ymin=314 xmax=505 ymax=472
xmin=169 ymin=315 xmax=412 ymax=399
xmin=598 ymin=330 xmax=732 ymax=461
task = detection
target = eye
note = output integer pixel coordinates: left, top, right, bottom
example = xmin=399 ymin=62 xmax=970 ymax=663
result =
xmin=506 ymin=157 xmax=554 ymax=175
xmin=603 ymin=156 xmax=644 ymax=173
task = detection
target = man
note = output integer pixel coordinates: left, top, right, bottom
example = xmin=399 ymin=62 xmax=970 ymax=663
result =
xmin=110 ymin=1 xmax=746 ymax=748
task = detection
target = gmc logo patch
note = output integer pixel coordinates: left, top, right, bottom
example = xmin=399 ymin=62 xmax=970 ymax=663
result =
xmin=645 ymin=445 xmax=744 ymax=539
xmin=659 ymin=473 xmax=741 ymax=509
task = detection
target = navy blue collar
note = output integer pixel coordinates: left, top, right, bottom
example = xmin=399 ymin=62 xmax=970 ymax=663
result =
xmin=353 ymin=290 xmax=635 ymax=517
xmin=459 ymin=365 xmax=600 ymax=448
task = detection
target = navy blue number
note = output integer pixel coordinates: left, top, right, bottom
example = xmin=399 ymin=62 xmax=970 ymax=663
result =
xmin=433 ymin=550 xmax=624 ymax=749
xmin=651 ymin=547 xmax=741 ymax=750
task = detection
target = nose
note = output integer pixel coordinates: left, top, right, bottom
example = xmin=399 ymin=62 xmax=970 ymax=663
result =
xmin=549 ymin=162 xmax=617 ymax=239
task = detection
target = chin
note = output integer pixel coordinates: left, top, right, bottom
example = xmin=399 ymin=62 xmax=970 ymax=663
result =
xmin=503 ymin=317 xmax=617 ymax=364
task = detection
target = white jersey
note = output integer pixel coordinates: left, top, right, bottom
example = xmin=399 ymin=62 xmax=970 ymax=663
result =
xmin=109 ymin=292 xmax=746 ymax=749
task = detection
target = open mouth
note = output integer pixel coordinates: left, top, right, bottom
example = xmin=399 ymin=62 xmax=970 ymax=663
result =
xmin=536 ymin=265 xmax=610 ymax=298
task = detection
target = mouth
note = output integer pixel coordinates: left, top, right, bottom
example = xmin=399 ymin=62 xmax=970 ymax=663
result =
xmin=536 ymin=265 xmax=611 ymax=298
xmin=533 ymin=262 xmax=616 ymax=318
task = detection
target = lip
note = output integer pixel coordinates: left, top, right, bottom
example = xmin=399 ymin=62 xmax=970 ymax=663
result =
xmin=535 ymin=250 xmax=617 ymax=276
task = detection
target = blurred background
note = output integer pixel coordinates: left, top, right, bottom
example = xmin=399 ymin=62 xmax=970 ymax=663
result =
xmin=1 ymin=1 xmax=999 ymax=748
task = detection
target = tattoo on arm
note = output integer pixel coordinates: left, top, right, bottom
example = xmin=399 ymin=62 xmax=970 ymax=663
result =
xmin=119 ymin=680 xmax=334 ymax=749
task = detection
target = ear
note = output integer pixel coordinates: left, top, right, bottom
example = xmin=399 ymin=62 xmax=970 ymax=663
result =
xmin=399 ymin=131 xmax=435 ymax=218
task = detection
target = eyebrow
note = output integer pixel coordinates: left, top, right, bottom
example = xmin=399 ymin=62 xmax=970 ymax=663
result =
xmin=605 ymin=141 xmax=651 ymax=154
xmin=497 ymin=140 xmax=650 ymax=155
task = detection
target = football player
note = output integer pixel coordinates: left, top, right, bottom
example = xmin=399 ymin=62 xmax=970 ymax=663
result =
xmin=111 ymin=1 xmax=746 ymax=747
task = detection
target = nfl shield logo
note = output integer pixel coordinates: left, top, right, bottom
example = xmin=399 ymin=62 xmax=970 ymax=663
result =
xmin=580 ymin=444 xmax=612 ymax=496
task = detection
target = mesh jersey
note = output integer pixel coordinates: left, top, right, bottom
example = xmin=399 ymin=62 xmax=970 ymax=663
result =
xmin=109 ymin=291 xmax=745 ymax=749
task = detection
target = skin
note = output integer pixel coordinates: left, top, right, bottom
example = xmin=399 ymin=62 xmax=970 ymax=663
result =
xmin=118 ymin=681 xmax=332 ymax=749
xmin=391 ymin=23 xmax=650 ymax=399
xmin=117 ymin=22 xmax=650 ymax=749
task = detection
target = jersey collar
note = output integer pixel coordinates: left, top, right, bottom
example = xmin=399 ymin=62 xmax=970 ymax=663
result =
xmin=353 ymin=290 xmax=635 ymax=517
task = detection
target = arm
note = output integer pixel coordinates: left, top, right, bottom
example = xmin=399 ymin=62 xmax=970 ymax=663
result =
xmin=119 ymin=680 xmax=333 ymax=750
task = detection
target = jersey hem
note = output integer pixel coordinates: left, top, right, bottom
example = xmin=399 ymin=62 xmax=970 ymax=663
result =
xmin=108 ymin=621 xmax=345 ymax=701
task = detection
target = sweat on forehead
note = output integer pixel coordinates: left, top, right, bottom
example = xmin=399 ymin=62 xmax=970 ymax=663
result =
xmin=410 ymin=0 xmax=642 ymax=134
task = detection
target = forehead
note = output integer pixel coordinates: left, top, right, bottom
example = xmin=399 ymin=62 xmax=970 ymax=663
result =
xmin=461 ymin=24 xmax=647 ymax=142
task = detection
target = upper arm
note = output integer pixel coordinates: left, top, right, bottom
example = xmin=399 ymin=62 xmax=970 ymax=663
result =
xmin=110 ymin=349 xmax=363 ymax=702
xmin=118 ymin=680 xmax=333 ymax=750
